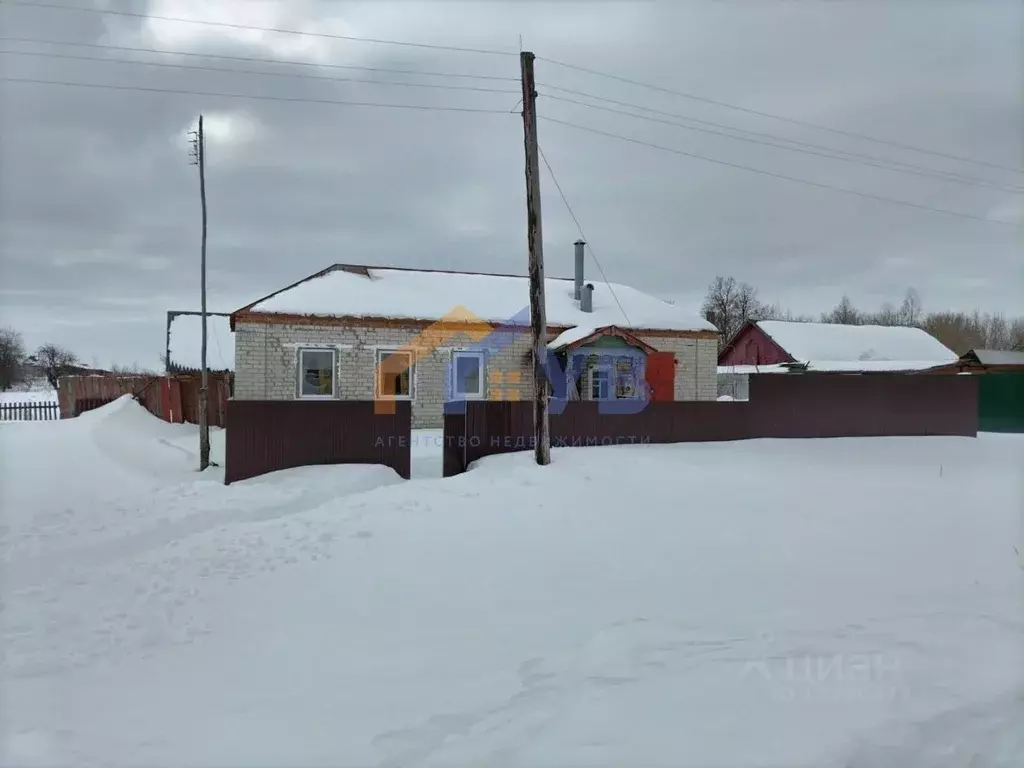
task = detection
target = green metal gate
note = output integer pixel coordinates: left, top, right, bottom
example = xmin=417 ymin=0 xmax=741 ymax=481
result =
xmin=978 ymin=373 xmax=1024 ymax=433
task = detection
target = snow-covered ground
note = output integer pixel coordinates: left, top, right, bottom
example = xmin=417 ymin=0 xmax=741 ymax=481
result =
xmin=0 ymin=388 xmax=57 ymax=404
xmin=1 ymin=398 xmax=1021 ymax=767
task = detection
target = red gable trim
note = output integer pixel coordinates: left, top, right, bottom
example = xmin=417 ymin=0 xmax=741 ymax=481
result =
xmin=555 ymin=325 xmax=658 ymax=354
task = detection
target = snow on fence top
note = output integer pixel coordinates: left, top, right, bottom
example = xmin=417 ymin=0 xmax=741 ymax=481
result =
xmin=757 ymin=321 xmax=957 ymax=364
xmin=167 ymin=313 xmax=234 ymax=372
xmin=244 ymin=266 xmax=717 ymax=333
xmin=717 ymin=360 xmax=956 ymax=374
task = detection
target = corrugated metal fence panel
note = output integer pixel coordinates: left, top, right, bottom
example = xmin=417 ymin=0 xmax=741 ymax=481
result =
xmin=445 ymin=374 xmax=978 ymax=475
xmin=747 ymin=374 xmax=978 ymax=438
xmin=978 ymin=373 xmax=1024 ymax=433
xmin=442 ymin=408 xmax=467 ymax=478
xmin=225 ymin=400 xmax=412 ymax=484
xmin=465 ymin=400 xmax=532 ymax=465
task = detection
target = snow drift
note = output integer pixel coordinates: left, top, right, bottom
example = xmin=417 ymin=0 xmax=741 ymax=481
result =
xmin=1 ymin=399 xmax=1021 ymax=766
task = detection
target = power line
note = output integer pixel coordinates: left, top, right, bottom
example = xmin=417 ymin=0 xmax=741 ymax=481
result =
xmin=539 ymin=115 xmax=1015 ymax=226
xmin=537 ymin=144 xmax=631 ymax=326
xmin=6 ymin=1 xmax=518 ymax=57
xmin=539 ymin=87 xmax=1023 ymax=193
xmin=538 ymin=56 xmax=1024 ymax=175
xmin=0 ymin=36 xmax=521 ymax=82
xmin=0 ymin=76 xmax=519 ymax=113
xmin=0 ymin=49 xmax=521 ymax=95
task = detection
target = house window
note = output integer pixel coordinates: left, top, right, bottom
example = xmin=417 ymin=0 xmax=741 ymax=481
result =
xmin=615 ymin=358 xmax=638 ymax=398
xmin=298 ymin=348 xmax=336 ymax=398
xmin=590 ymin=367 xmax=611 ymax=400
xmin=376 ymin=348 xmax=414 ymax=399
xmin=451 ymin=350 xmax=485 ymax=399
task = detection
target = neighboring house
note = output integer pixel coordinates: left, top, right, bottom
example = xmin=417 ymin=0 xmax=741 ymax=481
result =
xmin=718 ymin=320 xmax=958 ymax=373
xmin=716 ymin=320 xmax=959 ymax=400
xmin=929 ymin=348 xmax=1024 ymax=374
xmin=166 ymin=311 xmax=235 ymax=374
xmin=230 ymin=246 xmax=719 ymax=428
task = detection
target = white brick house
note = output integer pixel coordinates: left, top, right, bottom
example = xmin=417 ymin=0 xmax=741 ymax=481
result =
xmin=231 ymin=258 xmax=719 ymax=428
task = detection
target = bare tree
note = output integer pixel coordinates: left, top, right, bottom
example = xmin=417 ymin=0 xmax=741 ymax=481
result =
xmin=110 ymin=363 xmax=160 ymax=376
xmin=702 ymin=276 xmax=767 ymax=345
xmin=0 ymin=327 xmax=26 ymax=391
xmin=759 ymin=302 xmax=814 ymax=322
xmin=702 ymin=276 xmax=739 ymax=342
xmin=985 ymin=314 xmax=1010 ymax=350
xmin=1011 ymin=318 xmax=1024 ymax=351
xmin=873 ymin=301 xmax=901 ymax=326
xmin=898 ymin=288 xmax=923 ymax=326
xmin=35 ymin=343 xmax=78 ymax=389
xmin=822 ymin=295 xmax=861 ymax=325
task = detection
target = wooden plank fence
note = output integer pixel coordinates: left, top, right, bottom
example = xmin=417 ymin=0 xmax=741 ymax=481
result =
xmin=0 ymin=401 xmax=60 ymax=422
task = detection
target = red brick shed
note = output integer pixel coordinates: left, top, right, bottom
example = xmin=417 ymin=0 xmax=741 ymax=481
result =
xmin=719 ymin=322 xmax=794 ymax=366
xmin=718 ymin=320 xmax=958 ymax=371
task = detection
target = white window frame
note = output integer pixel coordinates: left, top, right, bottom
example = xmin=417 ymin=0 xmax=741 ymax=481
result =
xmin=589 ymin=365 xmax=612 ymax=401
xmin=450 ymin=350 xmax=486 ymax=400
xmin=297 ymin=347 xmax=337 ymax=399
xmin=375 ymin=348 xmax=415 ymax=400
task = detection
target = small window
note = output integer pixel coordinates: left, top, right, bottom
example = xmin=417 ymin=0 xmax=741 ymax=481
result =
xmin=614 ymin=358 xmax=638 ymax=398
xmin=376 ymin=348 xmax=414 ymax=399
xmin=451 ymin=350 xmax=485 ymax=399
xmin=298 ymin=348 xmax=336 ymax=398
xmin=590 ymin=368 xmax=611 ymax=400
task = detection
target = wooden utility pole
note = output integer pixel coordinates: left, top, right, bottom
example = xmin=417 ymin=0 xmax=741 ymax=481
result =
xmin=520 ymin=51 xmax=550 ymax=466
xmin=190 ymin=115 xmax=210 ymax=471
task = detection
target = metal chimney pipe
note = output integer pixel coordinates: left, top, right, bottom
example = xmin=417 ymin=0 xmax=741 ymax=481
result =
xmin=581 ymin=282 xmax=594 ymax=313
xmin=573 ymin=239 xmax=585 ymax=300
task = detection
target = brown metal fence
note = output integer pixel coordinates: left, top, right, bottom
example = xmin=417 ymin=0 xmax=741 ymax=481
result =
xmin=225 ymin=400 xmax=412 ymax=484
xmin=444 ymin=373 xmax=979 ymax=476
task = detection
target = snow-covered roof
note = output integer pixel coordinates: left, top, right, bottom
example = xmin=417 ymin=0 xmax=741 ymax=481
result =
xmin=548 ymin=325 xmax=600 ymax=350
xmin=241 ymin=266 xmax=717 ymax=333
xmin=167 ymin=313 xmax=234 ymax=372
xmin=756 ymin=321 xmax=957 ymax=364
xmin=970 ymin=349 xmax=1024 ymax=366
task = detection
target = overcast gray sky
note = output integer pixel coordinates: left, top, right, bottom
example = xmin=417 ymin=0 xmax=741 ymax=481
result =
xmin=1 ymin=0 xmax=1020 ymax=368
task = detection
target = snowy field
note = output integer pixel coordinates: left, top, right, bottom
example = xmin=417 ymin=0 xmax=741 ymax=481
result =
xmin=1 ymin=398 xmax=1022 ymax=767
xmin=0 ymin=390 xmax=57 ymax=404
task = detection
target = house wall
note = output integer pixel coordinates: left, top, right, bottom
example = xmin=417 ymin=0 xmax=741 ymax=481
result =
xmin=718 ymin=324 xmax=792 ymax=367
xmin=636 ymin=335 xmax=718 ymax=401
xmin=234 ymin=321 xmax=533 ymax=428
xmin=234 ymin=320 xmax=717 ymax=428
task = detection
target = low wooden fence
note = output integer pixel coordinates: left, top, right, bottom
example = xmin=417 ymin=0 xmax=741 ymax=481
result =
xmin=443 ymin=373 xmax=979 ymax=476
xmin=225 ymin=400 xmax=412 ymax=484
xmin=0 ymin=401 xmax=60 ymax=422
